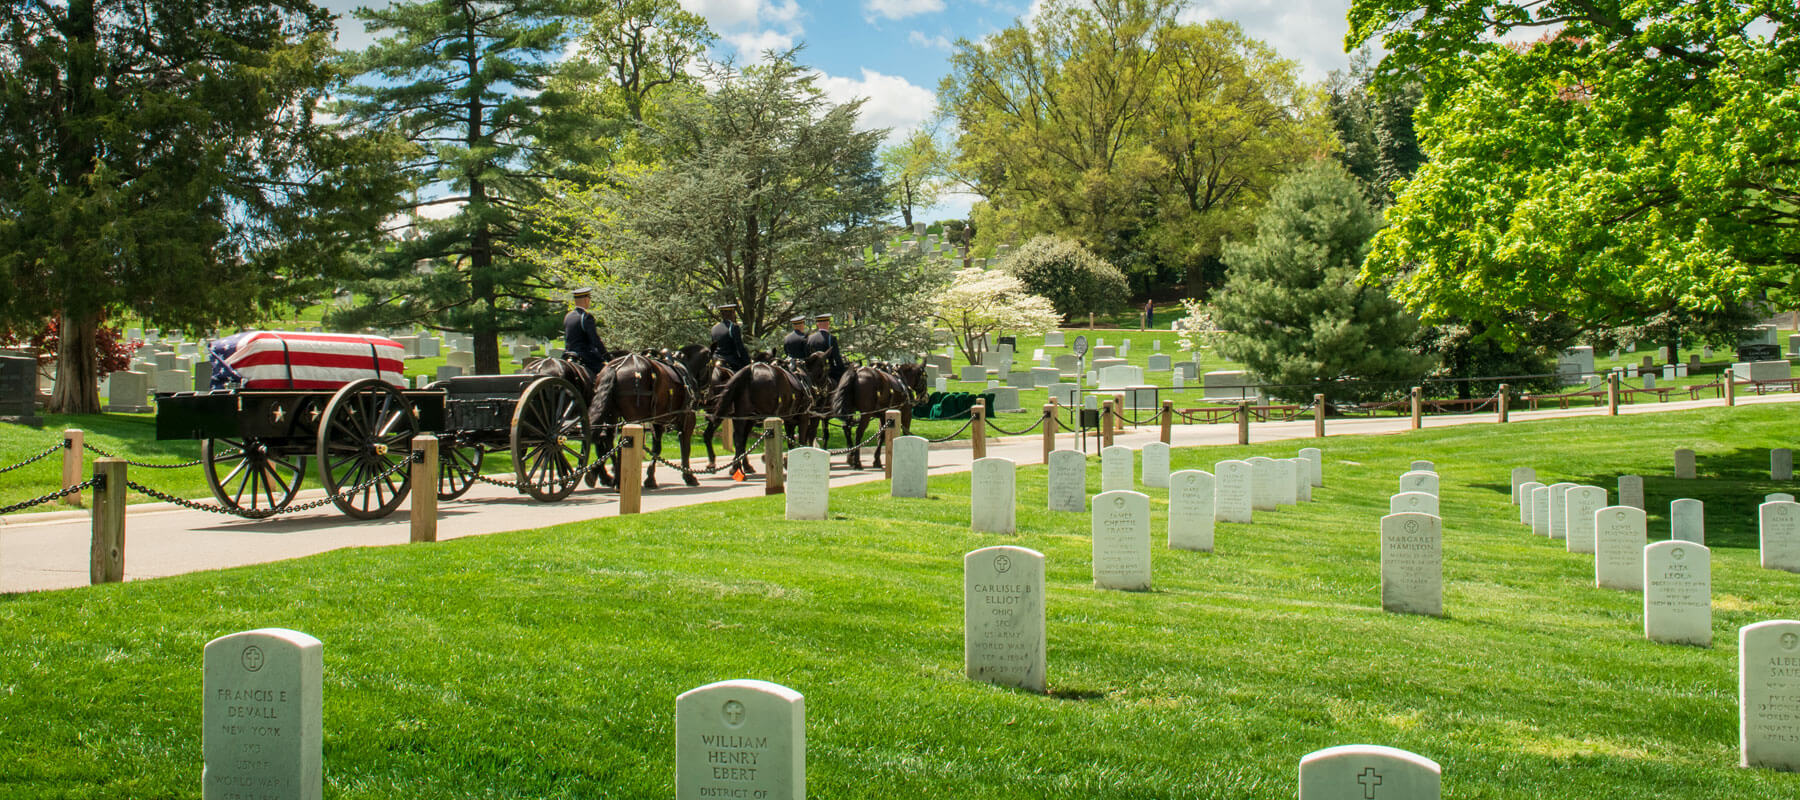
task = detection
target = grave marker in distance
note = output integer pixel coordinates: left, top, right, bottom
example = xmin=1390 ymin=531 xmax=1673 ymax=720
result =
xmin=1671 ymin=498 xmax=1705 ymax=544
xmin=1644 ymin=541 xmax=1711 ymax=647
xmin=1511 ymin=467 xmax=1537 ymax=505
xmin=1530 ymin=485 xmax=1552 ymax=536
xmin=1675 ymin=448 xmax=1696 ymax=479
xmin=971 ymin=457 xmax=1018 ymax=535
xmin=1389 ymin=492 xmax=1438 ymax=517
xmin=1564 ymin=485 xmax=1607 ymax=555
xmin=1092 ymin=490 xmax=1152 ymax=591
xmin=1248 ymin=457 xmax=1281 ymax=511
xmin=1300 ymin=447 xmax=1324 ymax=488
xmin=1595 ymin=506 xmax=1647 ymax=591
xmin=1380 ymin=512 xmax=1443 ymax=617
xmin=1618 ymin=474 xmax=1645 ymax=510
xmin=1100 ymin=445 xmax=1134 ymax=493
xmin=1215 ymin=460 xmax=1253 ymax=524
xmin=1547 ymin=482 xmax=1576 ymax=541
xmin=784 ymin=447 xmax=830 ymax=521
xmin=1761 ymin=500 xmax=1800 ymax=573
xmin=1399 ymin=470 xmax=1439 ymax=497
xmin=890 ymin=435 xmax=928 ymax=498
xmin=1168 ymin=470 xmax=1215 ymax=552
xmin=1518 ymin=481 xmax=1545 ymax=527
xmin=1141 ymin=442 xmax=1171 ymax=489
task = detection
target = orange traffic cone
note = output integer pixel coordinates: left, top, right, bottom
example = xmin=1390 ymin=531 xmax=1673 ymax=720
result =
xmin=732 ymin=468 xmax=746 ymax=482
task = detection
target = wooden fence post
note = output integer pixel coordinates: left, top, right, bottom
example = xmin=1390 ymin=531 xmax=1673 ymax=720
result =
xmin=62 ymin=428 xmax=84 ymax=506
xmin=722 ymin=418 xmax=735 ymax=454
xmin=972 ymin=401 xmax=987 ymax=459
xmin=763 ymin=417 xmax=785 ymax=495
xmin=1410 ymin=386 xmax=1422 ymax=430
xmin=1042 ymin=403 xmax=1056 ymax=464
xmin=1237 ymin=402 xmax=1250 ymax=446
xmin=1498 ymin=383 xmax=1510 ymax=423
xmin=90 ymin=458 xmax=125 ymax=584
xmin=1607 ymin=372 xmax=1620 ymax=416
xmin=1100 ymin=400 xmax=1114 ymax=447
xmin=1313 ymin=394 xmax=1325 ymax=438
xmin=1159 ymin=400 xmax=1173 ymax=444
xmin=1114 ymin=393 xmax=1127 ymax=428
xmin=883 ymin=410 xmax=899 ymax=480
xmin=619 ymin=423 xmax=645 ymax=514
xmin=1726 ymin=372 xmax=1737 ymax=406
xmin=410 ymin=435 xmax=438 ymax=543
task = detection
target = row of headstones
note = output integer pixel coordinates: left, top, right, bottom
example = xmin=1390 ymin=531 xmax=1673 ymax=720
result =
xmin=202 ymin=627 xmax=1450 ymax=799
xmin=1672 ymin=447 xmax=1793 ymax=481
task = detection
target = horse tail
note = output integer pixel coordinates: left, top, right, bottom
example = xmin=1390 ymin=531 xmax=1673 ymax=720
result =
xmin=591 ymin=360 xmax=620 ymax=427
xmin=831 ymin=367 xmax=857 ymax=418
xmin=713 ymin=363 xmax=755 ymax=418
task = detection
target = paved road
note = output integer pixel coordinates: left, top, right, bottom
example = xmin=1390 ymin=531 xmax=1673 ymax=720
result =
xmin=4 ymin=392 xmax=1793 ymax=593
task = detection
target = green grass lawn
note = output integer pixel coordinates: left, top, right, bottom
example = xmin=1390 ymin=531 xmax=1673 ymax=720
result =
xmin=3 ymin=405 xmax=1798 ymax=797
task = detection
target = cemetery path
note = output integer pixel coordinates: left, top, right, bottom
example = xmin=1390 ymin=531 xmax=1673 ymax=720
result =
xmin=3 ymin=392 xmax=1795 ymax=593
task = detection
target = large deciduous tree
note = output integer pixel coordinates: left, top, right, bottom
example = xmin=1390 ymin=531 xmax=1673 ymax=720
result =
xmin=332 ymin=0 xmax=577 ymax=375
xmin=526 ymin=53 xmax=936 ymax=355
xmin=939 ymin=1 xmax=1330 ymax=292
xmin=0 ymin=0 xmax=394 ymax=412
xmin=1349 ymin=0 xmax=1800 ymax=350
xmin=1001 ymin=235 xmax=1128 ymax=323
xmin=1212 ymin=162 xmax=1431 ymax=404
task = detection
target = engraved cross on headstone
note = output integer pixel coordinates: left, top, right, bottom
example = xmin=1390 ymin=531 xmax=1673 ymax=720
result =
xmin=1358 ymin=766 xmax=1383 ymax=798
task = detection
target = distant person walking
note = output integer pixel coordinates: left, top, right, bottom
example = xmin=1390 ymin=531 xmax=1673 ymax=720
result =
xmin=1142 ymin=299 xmax=1155 ymax=330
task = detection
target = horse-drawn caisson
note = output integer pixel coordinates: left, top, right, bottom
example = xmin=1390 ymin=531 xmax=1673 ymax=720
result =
xmin=151 ymin=329 xmax=926 ymax=521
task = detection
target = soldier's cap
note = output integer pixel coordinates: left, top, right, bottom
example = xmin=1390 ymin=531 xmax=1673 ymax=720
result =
xmin=715 ymin=303 xmax=738 ymax=312
xmin=571 ymin=287 xmax=593 ymax=299
xmin=814 ymin=313 xmax=833 ymax=322
xmin=790 ymin=316 xmax=807 ymax=324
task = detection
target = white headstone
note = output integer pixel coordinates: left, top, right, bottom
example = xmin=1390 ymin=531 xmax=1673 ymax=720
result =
xmin=971 ymin=457 xmax=1017 ymax=534
xmin=1529 ymin=484 xmax=1551 ymax=535
xmin=1140 ymin=442 xmax=1170 ymax=489
xmin=1774 ymin=449 xmax=1794 ymax=481
xmin=1299 ymin=744 xmax=1440 ymax=800
xmin=1381 ymin=512 xmax=1443 ymax=616
xmin=104 ymin=370 xmax=150 ymax=410
xmin=203 ymin=628 xmax=323 ymax=800
xmin=675 ymin=679 xmax=804 ymax=800
xmin=959 ymin=365 xmax=985 ymax=382
xmin=1595 ymin=505 xmax=1647 ymax=591
xmin=1670 ymin=498 xmax=1705 ymax=544
xmin=1674 ymin=447 xmax=1696 ymax=479
xmin=1300 ymin=447 xmax=1324 ymax=488
xmin=1214 ymin=460 xmax=1253 ymax=524
xmin=1100 ymin=445 xmax=1134 ymax=493
xmin=1618 ymin=474 xmax=1644 ymax=510
xmin=1770 ymin=493 xmax=1797 ymax=504
xmin=1168 ymin=470 xmax=1215 ymax=552
xmin=1510 ymin=467 xmax=1536 ymax=504
xmin=1398 ymin=470 xmax=1438 ymax=496
xmin=1410 ymin=460 xmax=1435 ymax=472
xmin=1761 ymin=501 xmax=1800 ymax=573
xmin=1248 ymin=457 xmax=1280 ymax=511
xmin=1547 ymin=481 xmax=1577 ymax=541
xmin=964 ymin=546 xmax=1047 ymax=692
xmin=1092 ymin=490 xmax=1151 ymax=591
xmin=1741 ymin=619 xmax=1800 ymax=771
xmin=1389 ymin=492 xmax=1438 ymax=517
xmin=1644 ymin=540 xmax=1711 ymax=647
xmin=1563 ymin=485 xmax=1607 ymax=555
xmin=784 ymin=447 xmax=829 ymax=521
xmin=1046 ymin=449 xmax=1087 ymax=512
xmin=1292 ymin=458 xmax=1312 ymax=503
xmin=1275 ymin=459 xmax=1299 ymax=506
xmin=890 ymin=435 xmax=928 ymax=498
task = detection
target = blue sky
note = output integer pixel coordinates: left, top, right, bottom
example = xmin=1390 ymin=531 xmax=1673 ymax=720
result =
xmin=323 ymin=0 xmax=1357 ymax=222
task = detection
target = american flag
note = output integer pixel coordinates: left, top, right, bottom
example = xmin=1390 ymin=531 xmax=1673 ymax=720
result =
xmin=208 ymin=331 xmax=406 ymax=390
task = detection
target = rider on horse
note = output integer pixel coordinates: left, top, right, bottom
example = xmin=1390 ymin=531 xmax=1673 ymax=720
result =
xmin=710 ymin=303 xmax=752 ymax=374
xmin=782 ymin=316 xmax=810 ymax=360
xmin=562 ymin=287 xmax=609 ymax=374
xmin=806 ymin=313 xmax=847 ymax=386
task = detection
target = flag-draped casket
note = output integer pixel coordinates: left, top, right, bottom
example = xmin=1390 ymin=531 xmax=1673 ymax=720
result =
xmin=209 ymin=331 xmax=406 ymax=390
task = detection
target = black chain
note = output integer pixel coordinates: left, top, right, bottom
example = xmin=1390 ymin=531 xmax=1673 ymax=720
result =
xmin=477 ymin=436 xmax=629 ymax=491
xmin=984 ymin=414 xmax=1045 ymax=436
xmin=0 ymin=443 xmax=63 ymax=475
xmin=82 ymin=441 xmax=216 ymax=469
xmin=925 ymin=415 xmax=977 ymax=443
xmin=0 ymin=479 xmax=97 ymax=514
xmin=126 ymin=456 xmax=414 ymax=519
xmin=826 ymin=425 xmax=887 ymax=456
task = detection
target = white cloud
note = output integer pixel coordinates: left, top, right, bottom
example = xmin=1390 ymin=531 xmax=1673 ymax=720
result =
xmin=678 ymin=0 xmax=806 ymax=65
xmin=908 ymin=30 xmax=953 ymax=50
xmin=725 ymin=29 xmax=798 ymax=62
xmin=678 ymin=0 xmax=763 ymax=30
xmin=1176 ymin=0 xmax=1355 ymax=82
xmin=815 ymin=68 xmax=938 ymax=138
xmin=867 ymin=0 xmax=946 ymax=21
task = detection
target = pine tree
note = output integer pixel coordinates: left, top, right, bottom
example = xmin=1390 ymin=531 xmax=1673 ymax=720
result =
xmin=332 ymin=0 xmax=578 ymax=374
xmin=1212 ymin=162 xmax=1432 ymax=403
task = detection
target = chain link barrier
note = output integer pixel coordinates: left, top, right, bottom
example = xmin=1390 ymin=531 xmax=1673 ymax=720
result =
xmin=983 ymin=414 xmax=1046 ymax=436
xmin=0 ymin=479 xmax=98 ymax=515
xmin=473 ymin=436 xmax=630 ymax=491
xmin=650 ymin=428 xmax=775 ymax=477
xmin=82 ymin=441 xmax=218 ymax=469
xmin=126 ymin=456 xmax=417 ymax=519
xmin=0 ymin=442 xmax=63 ymax=475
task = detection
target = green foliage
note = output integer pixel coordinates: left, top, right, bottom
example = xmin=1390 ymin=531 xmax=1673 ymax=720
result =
xmin=547 ymin=0 xmax=714 ymax=170
xmin=1350 ymin=0 xmax=1800 ymax=347
xmin=880 ymin=129 xmax=946 ymax=230
xmin=941 ymin=2 xmax=1332 ymax=292
xmin=5 ymin=405 xmax=1800 ymax=798
xmin=526 ymin=54 xmax=930 ymax=355
xmin=1001 ymin=235 xmax=1128 ymax=322
xmin=0 ymin=0 xmax=396 ymax=411
xmin=1325 ymin=51 xmax=1423 ymax=205
xmin=1213 ymin=162 xmax=1432 ymax=402
xmin=330 ymin=0 xmax=582 ymax=373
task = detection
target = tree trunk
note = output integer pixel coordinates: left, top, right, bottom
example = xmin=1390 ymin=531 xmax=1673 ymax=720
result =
xmin=474 ymin=328 xmax=500 ymax=376
xmin=50 ymin=310 xmax=102 ymax=414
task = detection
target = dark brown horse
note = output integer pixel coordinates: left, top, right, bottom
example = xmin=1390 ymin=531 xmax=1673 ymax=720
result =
xmin=590 ymin=346 xmax=712 ymax=489
xmin=709 ymin=352 xmax=829 ymax=477
xmin=832 ymin=361 xmax=926 ymax=470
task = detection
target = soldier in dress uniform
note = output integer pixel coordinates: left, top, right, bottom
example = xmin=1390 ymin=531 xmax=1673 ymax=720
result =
xmin=709 ymin=303 xmax=752 ymax=372
xmin=782 ymin=316 xmax=810 ymax=360
xmin=562 ymin=287 xmax=608 ymax=373
xmin=806 ymin=313 xmax=847 ymax=385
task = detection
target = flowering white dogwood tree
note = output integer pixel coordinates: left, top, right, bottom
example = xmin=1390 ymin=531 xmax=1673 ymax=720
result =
xmin=930 ymin=267 xmax=1061 ymax=364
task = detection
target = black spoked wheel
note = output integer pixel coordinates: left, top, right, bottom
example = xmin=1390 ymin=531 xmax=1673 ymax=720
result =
xmin=317 ymin=379 xmax=417 ymax=519
xmin=438 ymin=435 xmax=483 ymax=501
xmin=510 ymin=377 xmax=590 ymax=502
xmin=201 ymin=438 xmax=306 ymax=518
